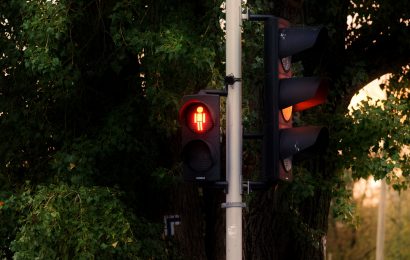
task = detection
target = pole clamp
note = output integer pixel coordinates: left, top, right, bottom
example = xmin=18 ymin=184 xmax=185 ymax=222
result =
xmin=221 ymin=202 xmax=246 ymax=209
xmin=224 ymin=74 xmax=242 ymax=91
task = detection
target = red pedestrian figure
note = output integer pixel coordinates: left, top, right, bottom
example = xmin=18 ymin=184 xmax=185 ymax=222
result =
xmin=194 ymin=106 xmax=206 ymax=132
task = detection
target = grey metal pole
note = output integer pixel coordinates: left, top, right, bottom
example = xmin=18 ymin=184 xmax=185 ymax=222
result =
xmin=376 ymin=179 xmax=387 ymax=260
xmin=225 ymin=0 xmax=243 ymax=259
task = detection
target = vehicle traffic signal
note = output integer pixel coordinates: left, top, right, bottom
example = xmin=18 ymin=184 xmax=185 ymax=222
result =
xmin=255 ymin=16 xmax=330 ymax=182
xmin=179 ymin=93 xmax=221 ymax=182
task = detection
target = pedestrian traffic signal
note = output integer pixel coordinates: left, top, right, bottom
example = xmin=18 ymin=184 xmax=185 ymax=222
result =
xmin=253 ymin=15 xmax=329 ymax=182
xmin=179 ymin=93 xmax=221 ymax=182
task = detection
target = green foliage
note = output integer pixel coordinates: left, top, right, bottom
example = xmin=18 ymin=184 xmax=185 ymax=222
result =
xmin=290 ymin=167 xmax=317 ymax=204
xmin=329 ymin=170 xmax=359 ymax=226
xmin=1 ymin=0 xmax=220 ymax=257
xmin=1 ymin=184 xmax=166 ymax=259
xmin=339 ymin=71 xmax=410 ymax=189
xmin=108 ymin=1 xmax=225 ymax=140
xmin=21 ymin=0 xmax=68 ymax=75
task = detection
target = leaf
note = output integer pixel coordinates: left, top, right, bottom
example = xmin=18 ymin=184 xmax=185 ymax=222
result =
xmin=68 ymin=163 xmax=76 ymax=171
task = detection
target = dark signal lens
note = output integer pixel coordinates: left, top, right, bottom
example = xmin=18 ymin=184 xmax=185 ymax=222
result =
xmin=183 ymin=140 xmax=213 ymax=172
xmin=185 ymin=103 xmax=213 ymax=134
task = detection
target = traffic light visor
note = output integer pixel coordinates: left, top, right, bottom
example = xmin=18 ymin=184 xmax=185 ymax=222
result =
xmin=279 ymin=77 xmax=329 ymax=111
xmin=278 ymin=26 xmax=327 ymax=59
xmin=280 ymin=126 xmax=329 ymax=159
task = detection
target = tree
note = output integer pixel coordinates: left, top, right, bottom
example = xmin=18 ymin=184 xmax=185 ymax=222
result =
xmin=1 ymin=0 xmax=223 ymax=258
xmin=0 ymin=0 xmax=409 ymax=259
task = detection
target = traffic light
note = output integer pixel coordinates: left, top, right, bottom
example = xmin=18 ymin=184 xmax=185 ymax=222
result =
xmin=179 ymin=93 xmax=221 ymax=182
xmin=257 ymin=16 xmax=329 ymax=182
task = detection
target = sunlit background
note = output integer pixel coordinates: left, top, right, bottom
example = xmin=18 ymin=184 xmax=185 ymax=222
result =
xmin=327 ymin=74 xmax=410 ymax=260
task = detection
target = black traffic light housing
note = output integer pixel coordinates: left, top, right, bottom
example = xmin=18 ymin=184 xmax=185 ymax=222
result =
xmin=179 ymin=93 xmax=221 ymax=182
xmin=251 ymin=15 xmax=330 ymax=182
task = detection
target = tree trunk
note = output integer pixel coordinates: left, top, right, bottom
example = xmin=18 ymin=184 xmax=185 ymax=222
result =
xmin=170 ymin=183 xmax=226 ymax=260
xmin=171 ymin=183 xmax=207 ymax=259
xmin=245 ymin=158 xmax=332 ymax=260
xmin=245 ymin=186 xmax=294 ymax=260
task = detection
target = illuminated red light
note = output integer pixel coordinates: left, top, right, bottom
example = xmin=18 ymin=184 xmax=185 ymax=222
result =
xmin=186 ymin=104 xmax=213 ymax=134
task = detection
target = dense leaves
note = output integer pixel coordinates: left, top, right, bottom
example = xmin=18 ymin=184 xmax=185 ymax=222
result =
xmin=2 ymin=184 xmax=165 ymax=259
xmin=1 ymin=0 xmax=223 ymax=258
xmin=342 ymin=71 xmax=410 ymax=188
